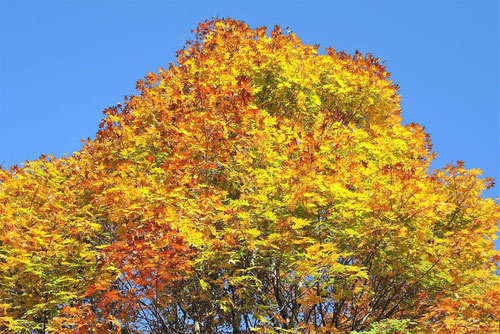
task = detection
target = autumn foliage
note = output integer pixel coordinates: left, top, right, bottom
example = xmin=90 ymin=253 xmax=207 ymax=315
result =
xmin=1 ymin=19 xmax=498 ymax=333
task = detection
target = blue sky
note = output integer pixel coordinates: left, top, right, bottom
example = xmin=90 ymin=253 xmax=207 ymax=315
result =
xmin=1 ymin=2 xmax=498 ymax=199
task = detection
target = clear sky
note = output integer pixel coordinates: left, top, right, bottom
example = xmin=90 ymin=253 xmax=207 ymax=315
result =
xmin=1 ymin=1 xmax=498 ymax=231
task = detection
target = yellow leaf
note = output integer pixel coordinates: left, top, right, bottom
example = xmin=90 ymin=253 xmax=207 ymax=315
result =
xmin=291 ymin=218 xmax=310 ymax=230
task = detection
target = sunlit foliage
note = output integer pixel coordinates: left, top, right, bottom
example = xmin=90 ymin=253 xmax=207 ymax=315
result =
xmin=1 ymin=19 xmax=498 ymax=333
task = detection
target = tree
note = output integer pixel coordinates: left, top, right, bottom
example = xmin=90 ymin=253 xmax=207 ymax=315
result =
xmin=0 ymin=18 xmax=498 ymax=333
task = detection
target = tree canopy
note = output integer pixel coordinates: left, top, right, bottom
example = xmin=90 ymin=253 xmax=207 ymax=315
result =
xmin=0 ymin=18 xmax=498 ymax=333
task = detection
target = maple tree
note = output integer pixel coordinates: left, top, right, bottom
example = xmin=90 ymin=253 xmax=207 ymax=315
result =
xmin=1 ymin=18 xmax=498 ymax=333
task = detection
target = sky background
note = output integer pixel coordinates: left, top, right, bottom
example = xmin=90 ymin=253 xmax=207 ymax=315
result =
xmin=1 ymin=0 xmax=498 ymax=243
